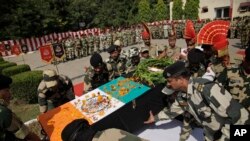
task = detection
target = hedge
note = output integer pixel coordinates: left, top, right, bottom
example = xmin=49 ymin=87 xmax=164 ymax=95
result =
xmin=0 ymin=62 xmax=17 ymax=74
xmin=11 ymin=70 xmax=43 ymax=104
xmin=0 ymin=57 xmax=4 ymax=62
xmin=0 ymin=61 xmax=8 ymax=64
xmin=2 ymin=64 xmax=31 ymax=77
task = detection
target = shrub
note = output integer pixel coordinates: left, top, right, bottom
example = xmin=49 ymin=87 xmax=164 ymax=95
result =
xmin=0 ymin=62 xmax=17 ymax=74
xmin=2 ymin=64 xmax=31 ymax=77
xmin=11 ymin=70 xmax=43 ymax=103
xmin=0 ymin=56 xmax=4 ymax=62
xmin=0 ymin=61 xmax=8 ymax=64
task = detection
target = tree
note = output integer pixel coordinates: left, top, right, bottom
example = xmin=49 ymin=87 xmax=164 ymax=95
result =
xmin=137 ymin=0 xmax=152 ymax=22
xmin=68 ymin=0 xmax=98 ymax=30
xmin=184 ymin=0 xmax=199 ymax=20
xmin=172 ymin=0 xmax=183 ymax=20
xmin=153 ymin=0 xmax=168 ymax=21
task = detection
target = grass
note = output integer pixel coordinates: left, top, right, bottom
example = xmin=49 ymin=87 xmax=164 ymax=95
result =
xmin=9 ymin=99 xmax=43 ymax=138
xmin=9 ymin=99 xmax=40 ymax=122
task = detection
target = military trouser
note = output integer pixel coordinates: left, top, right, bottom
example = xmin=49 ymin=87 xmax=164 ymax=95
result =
xmin=230 ymin=29 xmax=235 ymax=39
xmin=89 ymin=46 xmax=94 ymax=55
xmin=82 ymin=47 xmax=87 ymax=57
xmin=75 ymin=47 xmax=83 ymax=58
xmin=66 ymin=48 xmax=75 ymax=60
xmin=96 ymin=44 xmax=100 ymax=52
xmin=241 ymin=33 xmax=247 ymax=48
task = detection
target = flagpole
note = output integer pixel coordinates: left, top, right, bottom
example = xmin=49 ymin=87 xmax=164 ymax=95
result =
xmin=53 ymin=54 xmax=60 ymax=74
xmin=22 ymin=53 xmax=26 ymax=64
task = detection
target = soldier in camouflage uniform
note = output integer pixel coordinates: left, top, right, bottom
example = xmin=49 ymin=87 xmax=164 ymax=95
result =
xmin=74 ymin=35 xmax=82 ymax=58
xmin=230 ymin=19 xmax=237 ymax=39
xmin=0 ymin=75 xmax=41 ymax=141
xmin=236 ymin=18 xmax=242 ymax=39
xmin=100 ymin=30 xmax=107 ymax=52
xmin=122 ymin=30 xmax=128 ymax=47
xmin=64 ymin=36 xmax=75 ymax=60
xmin=105 ymin=45 xmax=127 ymax=80
xmin=145 ymin=50 xmax=208 ymax=141
xmin=239 ymin=19 xmax=249 ymax=48
xmin=217 ymin=47 xmax=250 ymax=111
xmin=83 ymin=53 xmax=109 ymax=93
xmin=106 ymin=31 xmax=113 ymax=48
xmin=146 ymin=61 xmax=250 ymax=141
xmin=94 ymin=32 xmax=101 ymax=53
xmin=37 ymin=69 xmax=75 ymax=113
xmin=87 ymin=33 xmax=95 ymax=55
xmin=126 ymin=47 xmax=140 ymax=74
xmin=80 ymin=34 xmax=88 ymax=57
xmin=164 ymin=25 xmax=182 ymax=61
xmin=61 ymin=118 xmax=148 ymax=141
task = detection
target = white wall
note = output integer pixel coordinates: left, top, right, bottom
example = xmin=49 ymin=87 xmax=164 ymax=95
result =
xmin=198 ymin=0 xmax=230 ymax=20
xmin=232 ymin=0 xmax=250 ymax=18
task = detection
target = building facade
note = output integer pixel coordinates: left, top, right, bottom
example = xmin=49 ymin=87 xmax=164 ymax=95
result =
xmin=170 ymin=0 xmax=250 ymax=20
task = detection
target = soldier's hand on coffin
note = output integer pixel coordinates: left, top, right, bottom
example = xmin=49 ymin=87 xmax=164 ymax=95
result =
xmin=144 ymin=111 xmax=155 ymax=124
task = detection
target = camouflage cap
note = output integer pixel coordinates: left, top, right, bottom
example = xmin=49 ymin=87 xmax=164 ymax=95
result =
xmin=163 ymin=61 xmax=186 ymax=78
xmin=0 ymin=74 xmax=12 ymax=90
xmin=43 ymin=69 xmax=58 ymax=88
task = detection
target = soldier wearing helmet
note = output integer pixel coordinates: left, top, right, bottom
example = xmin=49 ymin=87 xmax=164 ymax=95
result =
xmin=83 ymin=53 xmax=109 ymax=92
xmin=37 ymin=69 xmax=75 ymax=113
xmin=126 ymin=47 xmax=140 ymax=74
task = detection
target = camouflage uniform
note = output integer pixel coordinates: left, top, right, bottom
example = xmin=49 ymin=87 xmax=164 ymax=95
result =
xmin=184 ymin=78 xmax=250 ymax=141
xmin=92 ymin=128 xmax=149 ymax=141
xmin=126 ymin=47 xmax=140 ymax=74
xmin=230 ymin=20 xmax=236 ymax=39
xmin=100 ymin=33 xmax=107 ymax=51
xmin=217 ymin=65 xmax=250 ymax=111
xmin=87 ymin=35 xmax=95 ymax=55
xmin=74 ymin=37 xmax=82 ymax=58
xmin=94 ymin=35 xmax=101 ymax=52
xmin=166 ymin=45 xmax=181 ymax=61
xmin=240 ymin=20 xmax=248 ymax=48
xmin=64 ymin=38 xmax=75 ymax=60
xmin=107 ymin=33 xmax=113 ymax=47
xmin=80 ymin=36 xmax=88 ymax=57
xmin=0 ymin=99 xmax=30 ymax=141
xmin=122 ymin=31 xmax=128 ymax=47
xmin=83 ymin=65 xmax=109 ymax=92
xmin=106 ymin=56 xmax=127 ymax=80
xmin=148 ymin=45 xmax=158 ymax=58
xmin=37 ymin=74 xmax=75 ymax=113
xmin=156 ymin=65 xmax=206 ymax=141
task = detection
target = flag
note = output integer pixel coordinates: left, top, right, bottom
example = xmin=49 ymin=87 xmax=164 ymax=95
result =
xmin=39 ymin=45 xmax=53 ymax=63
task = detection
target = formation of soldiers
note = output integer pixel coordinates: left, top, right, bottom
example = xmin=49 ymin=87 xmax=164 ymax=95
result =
xmin=49 ymin=27 xmax=142 ymax=64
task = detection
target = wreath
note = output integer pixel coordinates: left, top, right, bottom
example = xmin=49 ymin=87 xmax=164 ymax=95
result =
xmin=133 ymin=58 xmax=173 ymax=86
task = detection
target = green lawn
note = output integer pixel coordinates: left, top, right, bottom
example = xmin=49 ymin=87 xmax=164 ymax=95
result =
xmin=9 ymin=99 xmax=40 ymax=122
xmin=9 ymin=99 xmax=43 ymax=138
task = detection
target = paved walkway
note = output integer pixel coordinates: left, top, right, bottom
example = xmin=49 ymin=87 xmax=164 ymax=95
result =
xmin=5 ymin=39 xmax=244 ymax=85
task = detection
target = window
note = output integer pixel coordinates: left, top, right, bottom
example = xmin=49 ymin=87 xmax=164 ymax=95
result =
xmin=202 ymin=6 xmax=208 ymax=13
xmin=238 ymin=2 xmax=250 ymax=12
xmin=224 ymin=7 xmax=229 ymax=17
xmin=216 ymin=9 xmax=222 ymax=18
xmin=215 ymin=7 xmax=230 ymax=18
